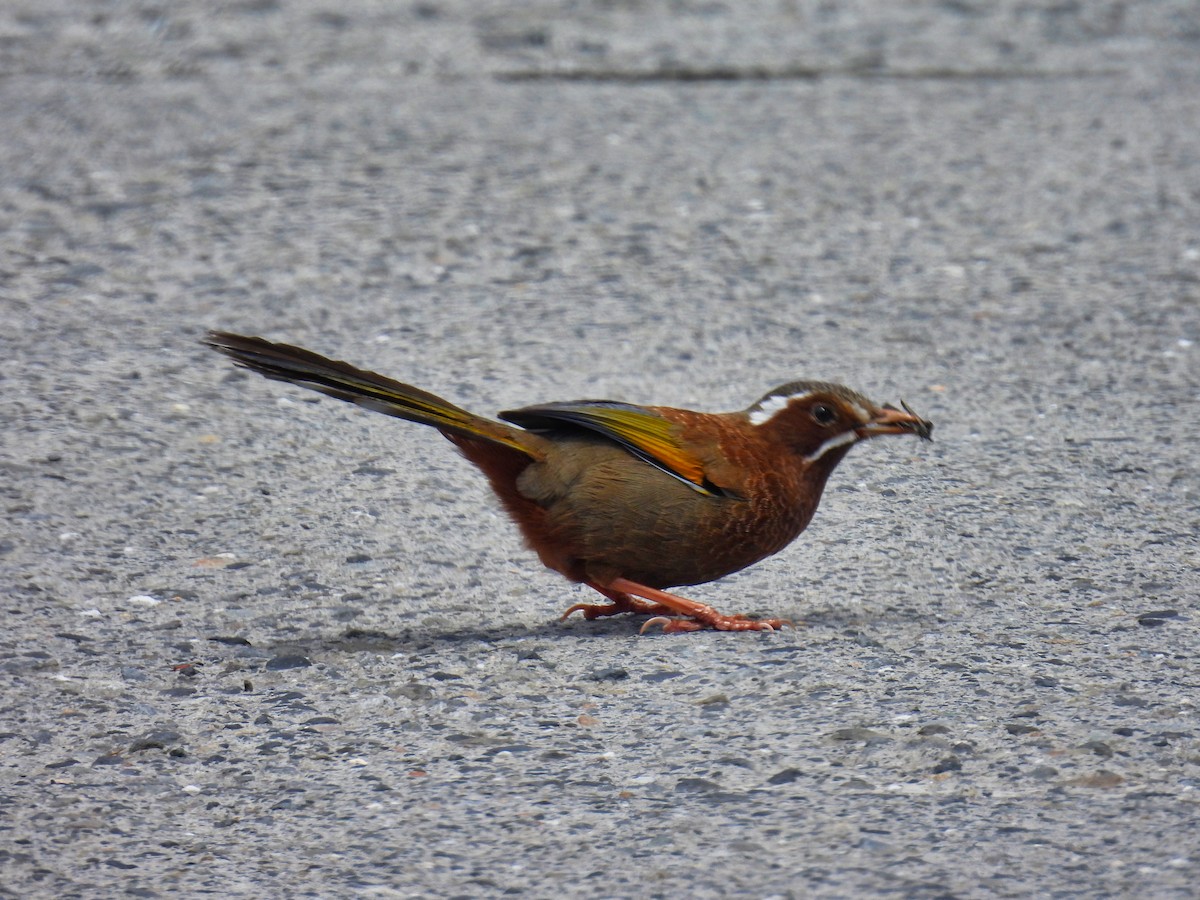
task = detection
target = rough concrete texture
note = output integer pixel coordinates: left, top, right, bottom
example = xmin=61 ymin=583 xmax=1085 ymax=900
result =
xmin=2 ymin=1 xmax=1198 ymax=897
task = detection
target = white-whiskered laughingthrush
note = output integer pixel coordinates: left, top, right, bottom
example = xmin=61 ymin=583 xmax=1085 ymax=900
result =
xmin=205 ymin=332 xmax=933 ymax=633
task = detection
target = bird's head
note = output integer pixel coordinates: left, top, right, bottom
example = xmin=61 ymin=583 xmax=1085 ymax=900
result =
xmin=745 ymin=381 xmax=933 ymax=470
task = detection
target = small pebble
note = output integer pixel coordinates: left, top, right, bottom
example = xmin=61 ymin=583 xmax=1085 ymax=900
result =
xmin=265 ymin=655 xmax=312 ymax=670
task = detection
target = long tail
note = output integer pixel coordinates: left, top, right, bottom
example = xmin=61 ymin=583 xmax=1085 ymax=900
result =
xmin=203 ymin=331 xmax=537 ymax=457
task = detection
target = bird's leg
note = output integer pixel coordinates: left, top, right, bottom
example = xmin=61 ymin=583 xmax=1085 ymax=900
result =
xmin=560 ymin=582 xmax=679 ymax=621
xmin=605 ymin=577 xmax=794 ymax=634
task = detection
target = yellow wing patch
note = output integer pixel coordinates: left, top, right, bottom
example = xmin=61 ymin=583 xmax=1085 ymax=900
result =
xmin=499 ymin=401 xmax=716 ymax=494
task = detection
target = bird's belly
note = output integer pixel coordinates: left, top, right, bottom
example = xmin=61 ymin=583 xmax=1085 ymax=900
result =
xmin=517 ymin=445 xmax=812 ymax=589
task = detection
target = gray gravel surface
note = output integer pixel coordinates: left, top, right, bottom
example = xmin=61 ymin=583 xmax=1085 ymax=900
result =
xmin=3 ymin=2 xmax=1199 ymax=897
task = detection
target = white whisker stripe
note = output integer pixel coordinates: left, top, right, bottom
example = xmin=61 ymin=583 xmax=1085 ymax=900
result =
xmin=804 ymin=430 xmax=859 ymax=462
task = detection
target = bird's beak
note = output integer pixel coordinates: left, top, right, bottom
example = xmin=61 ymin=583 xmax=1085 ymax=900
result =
xmin=859 ymin=401 xmax=934 ymax=441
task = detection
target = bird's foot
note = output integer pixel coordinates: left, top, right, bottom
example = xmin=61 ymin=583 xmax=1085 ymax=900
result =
xmin=606 ymin=577 xmax=795 ymax=634
xmin=640 ymin=613 xmax=793 ymax=634
xmin=561 ymin=586 xmax=677 ymax=621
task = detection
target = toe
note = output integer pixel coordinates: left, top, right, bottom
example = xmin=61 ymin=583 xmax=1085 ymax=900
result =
xmin=640 ymin=616 xmax=703 ymax=634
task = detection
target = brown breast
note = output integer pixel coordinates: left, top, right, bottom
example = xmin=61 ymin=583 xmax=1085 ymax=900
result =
xmin=512 ymin=416 xmax=828 ymax=589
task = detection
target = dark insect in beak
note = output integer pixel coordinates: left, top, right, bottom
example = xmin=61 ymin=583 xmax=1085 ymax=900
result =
xmin=880 ymin=400 xmax=935 ymax=441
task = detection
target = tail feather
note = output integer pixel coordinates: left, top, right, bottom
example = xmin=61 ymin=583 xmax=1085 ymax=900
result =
xmin=204 ymin=331 xmax=537 ymax=457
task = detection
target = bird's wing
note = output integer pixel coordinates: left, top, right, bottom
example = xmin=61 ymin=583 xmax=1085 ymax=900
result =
xmin=499 ymin=401 xmax=729 ymax=497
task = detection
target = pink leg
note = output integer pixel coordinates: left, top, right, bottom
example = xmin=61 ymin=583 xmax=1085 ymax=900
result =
xmin=606 ymin=577 xmax=794 ymax=634
xmin=559 ymin=581 xmax=679 ymax=622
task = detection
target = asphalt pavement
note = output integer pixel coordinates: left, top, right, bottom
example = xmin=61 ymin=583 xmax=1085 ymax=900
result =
xmin=2 ymin=2 xmax=1198 ymax=897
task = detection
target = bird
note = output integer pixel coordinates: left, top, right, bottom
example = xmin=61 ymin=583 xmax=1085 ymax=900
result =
xmin=204 ymin=331 xmax=933 ymax=633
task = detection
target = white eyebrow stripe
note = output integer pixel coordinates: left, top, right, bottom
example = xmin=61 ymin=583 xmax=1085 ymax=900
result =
xmin=748 ymin=391 xmax=814 ymax=426
xmin=804 ymin=429 xmax=859 ymax=463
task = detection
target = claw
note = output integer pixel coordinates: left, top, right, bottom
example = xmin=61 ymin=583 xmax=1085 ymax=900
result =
xmin=560 ymin=602 xmax=604 ymax=621
xmin=639 ymin=616 xmax=676 ymax=634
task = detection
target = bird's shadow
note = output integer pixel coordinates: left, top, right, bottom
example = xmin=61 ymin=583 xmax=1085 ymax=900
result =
xmin=243 ymin=615 xmax=646 ymax=661
xmin=341 ymin=616 xmax=638 ymax=647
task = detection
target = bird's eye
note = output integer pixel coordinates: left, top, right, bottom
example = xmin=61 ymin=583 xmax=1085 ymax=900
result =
xmin=811 ymin=404 xmax=837 ymax=425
